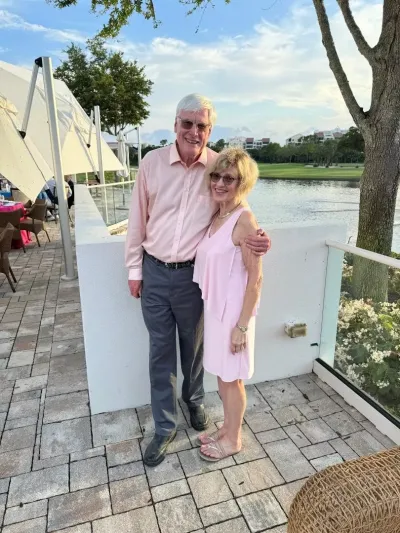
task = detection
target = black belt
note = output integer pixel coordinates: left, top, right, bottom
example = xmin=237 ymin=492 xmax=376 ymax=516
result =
xmin=145 ymin=252 xmax=194 ymax=269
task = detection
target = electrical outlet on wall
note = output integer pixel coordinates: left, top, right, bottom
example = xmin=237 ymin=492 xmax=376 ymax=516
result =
xmin=284 ymin=321 xmax=307 ymax=338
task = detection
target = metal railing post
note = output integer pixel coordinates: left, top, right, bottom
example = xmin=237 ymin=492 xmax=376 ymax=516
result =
xmin=94 ymin=105 xmax=108 ymax=224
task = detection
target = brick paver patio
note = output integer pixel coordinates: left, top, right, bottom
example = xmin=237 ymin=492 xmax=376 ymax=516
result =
xmin=0 ymin=223 xmax=397 ymax=532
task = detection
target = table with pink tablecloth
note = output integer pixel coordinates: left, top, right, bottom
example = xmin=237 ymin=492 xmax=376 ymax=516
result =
xmin=0 ymin=201 xmax=32 ymax=248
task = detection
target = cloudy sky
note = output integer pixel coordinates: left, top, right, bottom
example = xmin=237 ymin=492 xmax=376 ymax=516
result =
xmin=0 ymin=0 xmax=382 ymax=143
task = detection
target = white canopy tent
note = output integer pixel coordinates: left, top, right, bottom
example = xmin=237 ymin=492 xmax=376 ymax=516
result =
xmin=0 ymin=60 xmax=124 ymax=177
xmin=0 ymin=95 xmax=53 ymax=199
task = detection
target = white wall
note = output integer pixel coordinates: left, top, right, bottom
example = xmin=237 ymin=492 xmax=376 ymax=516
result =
xmin=75 ymin=185 xmax=346 ymax=415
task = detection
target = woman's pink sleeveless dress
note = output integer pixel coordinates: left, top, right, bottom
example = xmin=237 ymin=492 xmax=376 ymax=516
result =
xmin=193 ymin=207 xmax=257 ymax=382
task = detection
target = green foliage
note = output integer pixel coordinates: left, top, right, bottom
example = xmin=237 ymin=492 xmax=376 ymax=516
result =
xmin=336 ymin=295 xmax=400 ymax=418
xmin=337 ymin=127 xmax=364 ymax=153
xmin=48 ymin=0 xmax=230 ymax=38
xmin=54 ymin=38 xmax=153 ymax=135
xmin=338 ymin=254 xmax=400 ymax=418
xmin=245 ymin=140 xmax=364 ymax=165
xmin=213 ymin=139 xmax=226 ymax=152
xmin=159 ymin=139 xmax=168 ymax=146
xmin=142 ymin=144 xmax=158 ymax=157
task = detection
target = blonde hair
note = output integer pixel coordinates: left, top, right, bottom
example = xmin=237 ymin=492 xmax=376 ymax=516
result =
xmin=176 ymin=93 xmax=217 ymax=126
xmin=205 ymin=147 xmax=259 ymax=202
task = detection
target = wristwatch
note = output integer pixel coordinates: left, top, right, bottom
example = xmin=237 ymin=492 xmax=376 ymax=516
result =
xmin=236 ymin=324 xmax=248 ymax=333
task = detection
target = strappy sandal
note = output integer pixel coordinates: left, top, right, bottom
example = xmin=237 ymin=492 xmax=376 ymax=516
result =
xmin=196 ymin=429 xmax=223 ymax=446
xmin=198 ymin=441 xmax=241 ymax=462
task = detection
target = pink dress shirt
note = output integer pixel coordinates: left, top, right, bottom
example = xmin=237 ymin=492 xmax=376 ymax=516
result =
xmin=125 ymin=143 xmax=219 ymax=280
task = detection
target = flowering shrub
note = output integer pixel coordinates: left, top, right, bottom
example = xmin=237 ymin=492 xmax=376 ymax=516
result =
xmin=336 ymin=255 xmax=400 ymax=418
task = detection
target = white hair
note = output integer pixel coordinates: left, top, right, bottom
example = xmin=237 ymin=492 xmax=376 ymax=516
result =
xmin=176 ymin=93 xmax=217 ymax=126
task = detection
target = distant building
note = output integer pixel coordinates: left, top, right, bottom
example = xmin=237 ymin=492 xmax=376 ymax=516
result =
xmin=254 ymin=137 xmax=271 ymax=149
xmin=285 ymin=133 xmax=304 ymax=145
xmin=286 ymin=129 xmax=347 ymax=145
xmin=228 ymin=136 xmax=246 ymax=148
xmin=245 ymin=138 xmax=254 ymax=149
xmin=228 ymin=136 xmax=270 ymax=150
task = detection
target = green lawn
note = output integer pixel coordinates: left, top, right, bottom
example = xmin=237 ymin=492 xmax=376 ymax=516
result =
xmin=76 ymin=171 xmax=123 ymax=184
xmin=77 ymin=164 xmax=363 ymax=183
xmin=258 ymin=163 xmax=363 ymax=180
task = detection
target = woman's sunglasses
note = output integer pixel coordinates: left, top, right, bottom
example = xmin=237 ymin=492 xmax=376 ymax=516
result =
xmin=210 ymin=172 xmax=239 ymax=186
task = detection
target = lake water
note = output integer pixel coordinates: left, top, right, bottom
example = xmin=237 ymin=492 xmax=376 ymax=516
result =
xmin=248 ymin=179 xmax=400 ymax=253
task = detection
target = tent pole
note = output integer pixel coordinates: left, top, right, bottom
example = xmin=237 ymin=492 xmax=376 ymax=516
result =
xmin=94 ymin=105 xmax=108 ymax=223
xmin=19 ymin=59 xmax=40 ymax=138
xmin=41 ymin=57 xmax=76 ymax=281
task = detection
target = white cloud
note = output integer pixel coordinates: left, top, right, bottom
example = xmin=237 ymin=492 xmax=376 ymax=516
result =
xmin=110 ymin=0 xmax=381 ymax=142
xmin=0 ymin=1 xmax=381 ymax=143
xmin=0 ymin=9 xmax=87 ymax=43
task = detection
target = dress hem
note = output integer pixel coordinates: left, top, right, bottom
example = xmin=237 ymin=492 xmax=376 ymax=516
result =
xmin=204 ymin=366 xmax=254 ymax=382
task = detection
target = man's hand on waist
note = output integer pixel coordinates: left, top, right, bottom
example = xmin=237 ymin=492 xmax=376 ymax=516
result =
xmin=128 ymin=280 xmax=142 ymax=299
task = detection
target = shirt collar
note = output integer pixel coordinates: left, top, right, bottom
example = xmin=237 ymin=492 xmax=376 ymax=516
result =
xmin=169 ymin=142 xmax=208 ymax=167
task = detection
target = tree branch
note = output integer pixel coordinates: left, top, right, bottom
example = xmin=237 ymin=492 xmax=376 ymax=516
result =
xmin=375 ymin=0 xmax=398 ymax=58
xmin=312 ymin=0 xmax=366 ymax=128
xmin=337 ymin=0 xmax=375 ymax=64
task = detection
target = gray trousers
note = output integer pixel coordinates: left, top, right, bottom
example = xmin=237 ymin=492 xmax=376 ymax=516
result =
xmin=141 ymin=253 xmax=204 ymax=436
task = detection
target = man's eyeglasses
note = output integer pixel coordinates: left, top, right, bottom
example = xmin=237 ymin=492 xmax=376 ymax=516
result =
xmin=210 ymin=172 xmax=239 ymax=186
xmin=177 ymin=116 xmax=211 ymax=133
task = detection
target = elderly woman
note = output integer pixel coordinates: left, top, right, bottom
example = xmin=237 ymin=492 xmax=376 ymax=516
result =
xmin=193 ymin=147 xmax=263 ymax=461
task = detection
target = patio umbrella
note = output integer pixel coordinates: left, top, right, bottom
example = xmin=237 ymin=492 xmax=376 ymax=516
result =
xmin=0 ymin=60 xmax=124 ymax=176
xmin=0 ymin=94 xmax=53 ymax=200
xmin=116 ymin=131 xmax=130 ymax=178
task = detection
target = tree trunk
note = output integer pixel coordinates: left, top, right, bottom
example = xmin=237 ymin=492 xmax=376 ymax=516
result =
xmin=353 ymin=130 xmax=400 ymax=301
xmin=350 ymin=0 xmax=400 ymax=302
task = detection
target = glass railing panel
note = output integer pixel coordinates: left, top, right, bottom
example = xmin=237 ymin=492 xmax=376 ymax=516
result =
xmin=88 ymin=180 xmax=134 ymax=227
xmin=321 ymin=246 xmax=400 ymax=421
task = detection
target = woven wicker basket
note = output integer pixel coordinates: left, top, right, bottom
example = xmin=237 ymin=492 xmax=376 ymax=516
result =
xmin=288 ymin=446 xmax=400 ymax=533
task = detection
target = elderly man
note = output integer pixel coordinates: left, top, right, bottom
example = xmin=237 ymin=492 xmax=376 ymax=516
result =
xmin=125 ymin=94 xmax=270 ymax=466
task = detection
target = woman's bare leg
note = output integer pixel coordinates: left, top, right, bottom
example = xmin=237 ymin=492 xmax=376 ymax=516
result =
xmin=198 ymin=376 xmax=228 ymax=444
xmin=201 ymin=378 xmax=245 ymax=458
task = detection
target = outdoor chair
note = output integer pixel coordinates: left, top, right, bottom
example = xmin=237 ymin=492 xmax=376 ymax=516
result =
xmin=19 ymin=202 xmax=50 ymax=247
xmin=27 ymin=198 xmax=53 ymax=222
xmin=0 ymin=223 xmax=17 ymax=292
xmin=287 ymin=446 xmax=400 ymax=533
xmin=26 ymin=198 xmax=46 ymax=214
xmin=0 ymin=209 xmax=25 ymax=253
